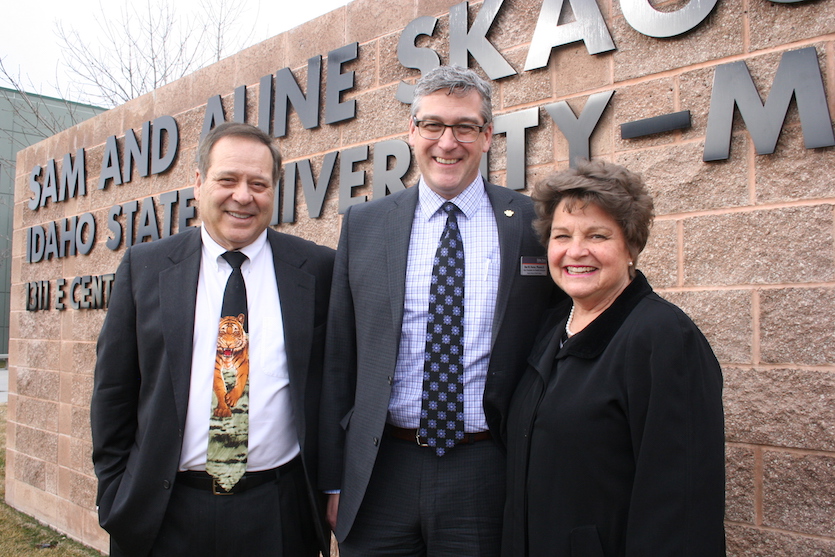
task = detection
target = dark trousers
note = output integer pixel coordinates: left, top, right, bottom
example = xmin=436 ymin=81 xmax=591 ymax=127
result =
xmin=110 ymin=460 xmax=320 ymax=557
xmin=339 ymin=434 xmax=505 ymax=557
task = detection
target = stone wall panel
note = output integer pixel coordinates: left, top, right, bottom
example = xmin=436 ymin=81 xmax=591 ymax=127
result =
xmin=682 ymin=206 xmax=834 ymax=286
xmin=755 ymin=125 xmax=835 ymax=204
xmin=727 ymin=523 xmax=835 ymax=557
xmin=759 ymin=287 xmax=835 ymax=366
xmin=15 ymin=424 xmax=58 ymax=463
xmin=637 ymin=218 xmax=677 ymax=289
xmin=763 ymin=451 xmax=835 ymax=537
xmin=749 ymin=0 xmax=835 ymax=52
xmin=725 ymin=445 xmax=756 ymax=523
xmin=612 ymin=0 xmax=744 ymax=82
xmin=16 ymin=368 xmax=59 ymax=401
xmin=724 ymin=367 xmax=835 ymax=450
xmin=501 ymin=48 xmax=553 ymax=109
xmin=552 ymin=44 xmax=612 ymax=99
xmin=287 ymin=10 xmax=348 ymax=70
xmin=617 ymin=136 xmax=750 ymax=216
xmin=614 ymin=78 xmax=677 ymax=151
xmin=348 ymin=0 xmax=415 ymax=45
xmin=660 ymin=290 xmax=752 ymax=363
xmin=16 ymin=397 xmax=58 ymax=432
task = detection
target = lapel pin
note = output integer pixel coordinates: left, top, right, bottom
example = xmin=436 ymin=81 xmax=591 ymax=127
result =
xmin=504 ymin=210 xmax=514 ymax=217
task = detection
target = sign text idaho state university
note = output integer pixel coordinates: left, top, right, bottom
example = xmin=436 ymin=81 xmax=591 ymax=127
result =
xmin=23 ymin=0 xmax=835 ymax=311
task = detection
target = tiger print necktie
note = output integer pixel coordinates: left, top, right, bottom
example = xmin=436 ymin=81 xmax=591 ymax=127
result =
xmin=206 ymin=250 xmax=249 ymax=492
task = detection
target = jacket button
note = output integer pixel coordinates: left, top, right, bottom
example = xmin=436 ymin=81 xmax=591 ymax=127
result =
xmin=373 ymin=437 xmax=379 ymax=446
xmin=387 ymin=376 xmax=393 ymax=385
xmin=163 ymin=480 xmax=171 ymax=489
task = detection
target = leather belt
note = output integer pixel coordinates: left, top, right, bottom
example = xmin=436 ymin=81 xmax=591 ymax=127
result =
xmin=385 ymin=424 xmax=492 ymax=447
xmin=176 ymin=455 xmax=301 ymax=495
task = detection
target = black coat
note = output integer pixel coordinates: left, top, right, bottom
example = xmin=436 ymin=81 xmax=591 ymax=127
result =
xmin=502 ymin=272 xmax=726 ymax=557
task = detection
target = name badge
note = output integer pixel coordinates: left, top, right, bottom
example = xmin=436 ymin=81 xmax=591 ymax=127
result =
xmin=520 ymin=256 xmax=548 ymax=276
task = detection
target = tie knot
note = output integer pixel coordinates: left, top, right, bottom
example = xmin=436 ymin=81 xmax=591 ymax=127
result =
xmin=222 ymin=250 xmax=248 ymax=269
xmin=442 ymin=202 xmax=460 ymax=220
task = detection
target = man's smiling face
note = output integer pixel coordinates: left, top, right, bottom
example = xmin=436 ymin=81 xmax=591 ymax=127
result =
xmin=194 ymin=135 xmax=275 ymax=251
xmin=409 ymin=89 xmax=493 ymax=199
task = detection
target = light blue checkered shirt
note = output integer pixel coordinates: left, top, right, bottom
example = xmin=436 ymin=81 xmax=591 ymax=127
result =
xmin=388 ymin=175 xmax=500 ymax=433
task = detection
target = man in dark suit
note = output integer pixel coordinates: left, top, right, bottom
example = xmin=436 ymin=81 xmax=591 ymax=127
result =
xmin=92 ymin=122 xmax=334 ymax=557
xmin=320 ymin=66 xmax=558 ymax=556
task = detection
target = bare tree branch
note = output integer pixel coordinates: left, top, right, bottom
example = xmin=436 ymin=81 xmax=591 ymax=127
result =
xmin=54 ymin=0 xmax=248 ymax=108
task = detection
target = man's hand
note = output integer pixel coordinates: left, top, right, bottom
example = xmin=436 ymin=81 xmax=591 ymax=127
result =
xmin=327 ymin=493 xmax=340 ymax=530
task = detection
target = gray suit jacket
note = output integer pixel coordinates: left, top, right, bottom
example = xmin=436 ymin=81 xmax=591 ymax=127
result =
xmin=319 ymin=182 xmax=559 ymax=541
xmin=91 ymin=226 xmax=334 ymax=556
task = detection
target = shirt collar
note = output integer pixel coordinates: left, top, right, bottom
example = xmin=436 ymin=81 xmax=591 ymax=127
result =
xmin=417 ymin=173 xmax=485 ymax=222
xmin=200 ymin=226 xmax=268 ymax=271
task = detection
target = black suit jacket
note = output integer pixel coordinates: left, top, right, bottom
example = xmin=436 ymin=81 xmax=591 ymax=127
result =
xmin=319 ymin=182 xmax=559 ymax=541
xmin=503 ymin=273 xmax=726 ymax=556
xmin=91 ymin=227 xmax=334 ymax=556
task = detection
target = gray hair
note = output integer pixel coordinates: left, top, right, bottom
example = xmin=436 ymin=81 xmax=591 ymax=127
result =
xmin=197 ymin=122 xmax=282 ymax=185
xmin=411 ymin=65 xmax=493 ymax=124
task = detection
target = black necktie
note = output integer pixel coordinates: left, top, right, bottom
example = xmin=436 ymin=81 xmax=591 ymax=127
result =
xmin=419 ymin=202 xmax=465 ymax=456
xmin=207 ymin=250 xmax=250 ymax=491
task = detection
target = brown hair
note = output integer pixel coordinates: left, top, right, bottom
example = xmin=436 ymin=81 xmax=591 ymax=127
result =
xmin=197 ymin=122 xmax=282 ymax=185
xmin=532 ymin=159 xmax=655 ymax=276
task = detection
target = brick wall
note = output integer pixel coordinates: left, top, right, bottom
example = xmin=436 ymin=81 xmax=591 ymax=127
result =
xmin=6 ymin=0 xmax=835 ymax=553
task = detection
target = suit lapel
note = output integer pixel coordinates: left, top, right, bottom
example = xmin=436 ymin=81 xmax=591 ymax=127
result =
xmin=485 ymin=184 xmax=524 ymax=346
xmin=268 ymin=230 xmax=315 ymax=445
xmin=159 ymin=229 xmax=202 ymax=431
xmin=386 ymin=186 xmax=419 ymax=335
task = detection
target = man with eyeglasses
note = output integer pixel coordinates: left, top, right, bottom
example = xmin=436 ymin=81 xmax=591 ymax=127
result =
xmin=320 ymin=65 xmax=558 ymax=556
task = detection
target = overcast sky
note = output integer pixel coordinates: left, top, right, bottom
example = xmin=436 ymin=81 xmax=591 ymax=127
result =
xmin=0 ymin=0 xmax=351 ymax=103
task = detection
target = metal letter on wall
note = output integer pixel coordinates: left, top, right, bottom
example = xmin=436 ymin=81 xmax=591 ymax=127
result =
xmin=292 ymin=153 xmax=338 ymax=219
xmin=60 ymin=149 xmax=87 ymax=201
xmin=525 ymin=0 xmax=615 ymax=70
xmin=258 ymin=74 xmax=274 ymax=134
xmin=449 ymin=0 xmax=516 ymax=80
xmin=201 ymin=95 xmax=226 ymax=141
xmin=122 ymin=123 xmax=150 ymax=184
xmin=704 ymin=47 xmax=835 ymax=161
xmin=275 ymin=56 xmax=322 ymax=137
xmin=281 ymin=163 xmax=297 ymax=224
xmin=339 ymin=145 xmax=368 ymax=213
xmin=28 ymin=166 xmax=42 ymax=211
xmin=98 ymin=136 xmax=123 ymax=190
xmin=544 ymin=90 xmax=615 ymax=167
xmin=492 ymin=108 xmax=539 ymax=190
xmin=76 ymin=213 xmax=96 ymax=255
xmin=620 ymin=0 xmax=718 ymax=38
xmin=372 ymin=139 xmax=411 ymax=199
xmin=396 ymin=16 xmax=441 ymax=104
xmin=325 ymin=43 xmax=359 ymax=125
xmin=234 ymin=85 xmax=247 ymax=123
xmin=151 ymin=115 xmax=179 ymax=175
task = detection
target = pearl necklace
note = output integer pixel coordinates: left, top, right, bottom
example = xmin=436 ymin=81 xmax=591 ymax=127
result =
xmin=565 ymin=304 xmax=575 ymax=337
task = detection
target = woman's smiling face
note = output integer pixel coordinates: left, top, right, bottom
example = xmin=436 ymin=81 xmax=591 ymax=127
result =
xmin=548 ymin=199 xmax=633 ymax=312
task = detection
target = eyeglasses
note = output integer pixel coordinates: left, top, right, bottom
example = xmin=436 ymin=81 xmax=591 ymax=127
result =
xmin=413 ymin=118 xmax=488 ymax=143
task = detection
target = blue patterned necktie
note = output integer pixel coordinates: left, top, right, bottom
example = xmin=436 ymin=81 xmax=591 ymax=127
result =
xmin=419 ymin=202 xmax=465 ymax=456
xmin=207 ymin=250 xmax=250 ymax=491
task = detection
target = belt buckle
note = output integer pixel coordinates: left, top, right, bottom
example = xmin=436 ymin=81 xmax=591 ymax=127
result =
xmin=415 ymin=430 xmax=429 ymax=447
xmin=211 ymin=478 xmax=235 ymax=496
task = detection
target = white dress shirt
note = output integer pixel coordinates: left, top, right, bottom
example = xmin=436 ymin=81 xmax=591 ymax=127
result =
xmin=388 ymin=175 xmax=500 ymax=433
xmin=179 ymin=227 xmax=300 ymax=471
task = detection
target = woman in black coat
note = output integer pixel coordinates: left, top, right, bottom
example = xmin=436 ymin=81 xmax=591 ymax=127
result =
xmin=502 ymin=160 xmax=725 ymax=557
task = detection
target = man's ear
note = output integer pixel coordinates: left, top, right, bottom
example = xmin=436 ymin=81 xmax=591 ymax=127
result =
xmin=194 ymin=170 xmax=203 ymax=201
